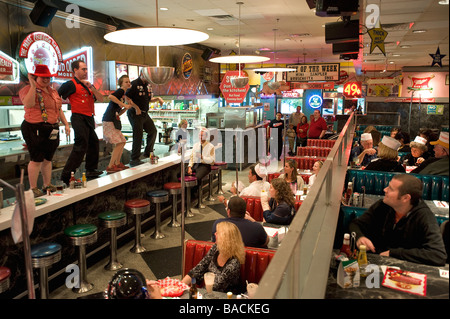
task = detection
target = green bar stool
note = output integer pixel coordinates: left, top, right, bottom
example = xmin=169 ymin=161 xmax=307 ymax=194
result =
xmin=64 ymin=224 xmax=97 ymax=293
xmin=0 ymin=267 xmax=11 ymax=294
xmin=147 ymin=190 xmax=169 ymax=239
xmin=31 ymin=242 xmax=61 ymax=299
xmin=98 ymin=211 xmax=127 ymax=271
xmin=124 ymin=199 xmax=150 ymax=253
xmin=163 ymin=182 xmax=182 ymax=227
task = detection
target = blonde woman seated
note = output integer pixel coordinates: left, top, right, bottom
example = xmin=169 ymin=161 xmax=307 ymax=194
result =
xmin=279 ymin=159 xmax=304 ymax=191
xmin=364 ymin=136 xmax=405 ymax=173
xmin=308 ymin=160 xmax=323 ymax=186
xmin=182 ymin=222 xmax=245 ymax=294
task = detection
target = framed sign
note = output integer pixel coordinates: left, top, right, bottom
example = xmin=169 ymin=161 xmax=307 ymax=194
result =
xmin=286 ymin=63 xmax=340 ymax=82
xmin=0 ymin=50 xmax=20 ymax=84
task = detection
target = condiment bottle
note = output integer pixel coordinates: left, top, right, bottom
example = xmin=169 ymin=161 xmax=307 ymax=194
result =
xmin=69 ymin=172 xmax=76 ymax=189
xmin=189 ymin=277 xmax=198 ymax=299
xmin=357 ymin=245 xmax=369 ymax=277
xmin=340 ymin=233 xmax=352 ymax=258
xmin=82 ymin=172 xmax=87 ymax=188
xmin=227 ymin=292 xmax=233 ymax=299
xmin=345 ymin=182 xmax=353 ymax=205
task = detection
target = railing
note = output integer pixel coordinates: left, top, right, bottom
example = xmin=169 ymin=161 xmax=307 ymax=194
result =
xmin=254 ymin=113 xmax=356 ymax=299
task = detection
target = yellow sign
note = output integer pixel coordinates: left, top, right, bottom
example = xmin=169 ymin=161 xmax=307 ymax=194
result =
xmin=368 ymin=27 xmax=388 ymax=56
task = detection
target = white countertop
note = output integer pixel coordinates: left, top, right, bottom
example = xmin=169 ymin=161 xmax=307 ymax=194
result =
xmin=0 ymin=151 xmax=189 ymax=232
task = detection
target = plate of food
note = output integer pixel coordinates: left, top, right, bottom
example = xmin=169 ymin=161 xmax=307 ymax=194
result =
xmin=157 ymin=277 xmax=189 ymax=297
xmin=382 ymin=267 xmax=427 ymax=296
xmin=34 ymin=198 xmax=47 ymax=206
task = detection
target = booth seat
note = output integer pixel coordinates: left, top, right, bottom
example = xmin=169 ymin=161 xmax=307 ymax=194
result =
xmin=268 ymin=172 xmax=310 ymax=184
xmin=357 ymin=125 xmax=397 ymax=132
xmin=307 ymin=139 xmax=336 ymax=148
xmin=346 ymin=169 xmax=449 ymax=202
xmin=183 ymin=239 xmax=276 ymax=288
xmin=241 ymin=196 xmax=302 ymax=222
xmin=296 ymin=147 xmax=331 ymax=157
xmin=285 ymin=156 xmax=327 ymax=170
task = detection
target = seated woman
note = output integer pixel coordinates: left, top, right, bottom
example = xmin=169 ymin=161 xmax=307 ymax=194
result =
xmin=262 ymin=178 xmax=296 ymax=225
xmin=364 ymin=136 xmax=405 ymax=173
xmin=403 ymin=136 xmax=430 ymax=167
xmin=280 ymin=159 xmax=304 ymax=192
xmin=394 ymin=131 xmax=411 ymax=153
xmin=182 ymin=222 xmax=245 ymax=294
xmin=308 ymin=160 xmax=323 ymax=186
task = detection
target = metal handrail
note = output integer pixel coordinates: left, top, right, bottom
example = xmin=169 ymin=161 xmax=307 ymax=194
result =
xmin=254 ymin=113 xmax=356 ymax=299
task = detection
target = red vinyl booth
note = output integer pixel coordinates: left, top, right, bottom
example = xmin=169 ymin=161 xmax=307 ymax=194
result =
xmin=183 ymin=239 xmax=276 ymax=287
xmin=307 ymin=139 xmax=335 ymax=148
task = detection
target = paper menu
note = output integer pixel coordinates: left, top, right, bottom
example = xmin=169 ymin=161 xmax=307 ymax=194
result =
xmin=382 ymin=267 xmax=427 ymax=296
xmin=433 ymin=200 xmax=449 ymax=208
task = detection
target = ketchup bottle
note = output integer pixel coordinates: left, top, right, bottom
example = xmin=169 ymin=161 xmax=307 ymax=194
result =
xmin=340 ymin=233 xmax=352 ymax=258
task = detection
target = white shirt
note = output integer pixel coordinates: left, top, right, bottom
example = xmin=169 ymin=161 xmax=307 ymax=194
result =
xmin=240 ymin=180 xmax=271 ymax=197
xmin=309 ymin=174 xmax=317 ymax=186
xmin=189 ymin=140 xmax=215 ymax=166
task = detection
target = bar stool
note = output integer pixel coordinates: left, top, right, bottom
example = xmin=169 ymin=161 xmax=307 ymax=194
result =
xmin=179 ymin=176 xmax=197 ymax=217
xmin=198 ymin=176 xmax=208 ymax=209
xmin=124 ymin=199 xmax=150 ymax=253
xmin=0 ymin=267 xmax=11 ymax=294
xmin=31 ymin=242 xmax=61 ymax=299
xmin=64 ymin=224 xmax=97 ymax=293
xmin=98 ymin=211 xmax=126 ymax=270
xmin=163 ymin=182 xmax=182 ymax=227
xmin=214 ymin=162 xmax=227 ymax=194
xmin=206 ymin=166 xmax=219 ymax=201
xmin=146 ymin=190 xmax=169 ymax=239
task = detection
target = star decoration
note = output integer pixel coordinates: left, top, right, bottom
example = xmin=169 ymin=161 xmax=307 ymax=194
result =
xmin=368 ymin=27 xmax=389 ymax=56
xmin=429 ymin=47 xmax=446 ymax=67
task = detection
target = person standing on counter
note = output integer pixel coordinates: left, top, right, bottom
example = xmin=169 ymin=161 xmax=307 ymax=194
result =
xmin=19 ymin=65 xmax=70 ymax=197
xmin=349 ymin=174 xmax=447 ymax=266
xmin=102 ymin=75 xmax=137 ymax=173
xmin=58 ymin=60 xmax=104 ymax=185
xmin=125 ymin=70 xmax=164 ymax=167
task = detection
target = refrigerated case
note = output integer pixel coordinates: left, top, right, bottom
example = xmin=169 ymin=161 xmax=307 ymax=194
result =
xmin=206 ymin=105 xmax=263 ymax=129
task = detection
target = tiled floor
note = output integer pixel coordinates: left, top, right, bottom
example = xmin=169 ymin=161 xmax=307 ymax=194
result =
xmin=49 ymin=161 xmax=283 ymax=299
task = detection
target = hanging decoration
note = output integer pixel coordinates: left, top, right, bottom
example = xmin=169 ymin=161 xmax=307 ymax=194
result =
xmin=429 ymin=47 xmax=446 ymax=67
xmin=367 ymin=25 xmax=388 ymax=56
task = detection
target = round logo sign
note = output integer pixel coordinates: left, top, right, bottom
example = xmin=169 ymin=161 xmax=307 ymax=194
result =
xmin=308 ymin=94 xmax=323 ymax=109
xmin=17 ymin=32 xmax=63 ymax=77
xmin=181 ymin=53 xmax=193 ymax=79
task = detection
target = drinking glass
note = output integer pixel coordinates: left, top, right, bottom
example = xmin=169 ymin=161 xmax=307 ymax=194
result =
xmin=204 ymin=272 xmax=215 ymax=294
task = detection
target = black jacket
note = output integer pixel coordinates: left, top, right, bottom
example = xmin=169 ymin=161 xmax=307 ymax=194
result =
xmin=349 ymin=199 xmax=447 ymax=266
xmin=364 ymin=158 xmax=405 ymax=173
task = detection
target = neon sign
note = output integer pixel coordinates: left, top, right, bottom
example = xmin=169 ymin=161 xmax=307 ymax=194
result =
xmin=54 ymin=46 xmax=94 ymax=84
xmin=343 ymin=81 xmax=362 ymax=98
xmin=308 ymin=94 xmax=323 ymax=109
xmin=0 ymin=50 xmax=20 ymax=84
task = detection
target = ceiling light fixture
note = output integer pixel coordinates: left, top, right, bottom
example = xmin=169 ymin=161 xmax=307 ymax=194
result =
xmin=104 ymin=1 xmax=209 ymax=46
xmin=209 ymin=2 xmax=269 ymax=66
xmin=253 ymin=19 xmax=296 ymax=81
xmin=438 ymin=0 xmax=449 ymax=5
xmin=412 ymin=29 xmax=427 ymax=33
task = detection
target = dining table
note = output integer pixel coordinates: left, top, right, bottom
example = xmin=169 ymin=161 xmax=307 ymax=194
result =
xmin=326 ymin=250 xmax=449 ymax=299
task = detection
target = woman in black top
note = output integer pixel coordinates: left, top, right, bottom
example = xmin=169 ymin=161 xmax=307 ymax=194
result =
xmin=364 ymin=136 xmax=405 ymax=173
xmin=262 ymin=178 xmax=296 ymax=225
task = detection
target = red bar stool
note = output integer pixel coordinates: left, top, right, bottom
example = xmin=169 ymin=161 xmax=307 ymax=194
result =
xmin=146 ymin=190 xmax=169 ymax=239
xmin=64 ymin=224 xmax=97 ymax=293
xmin=214 ymin=162 xmax=227 ymax=195
xmin=179 ymin=176 xmax=197 ymax=217
xmin=0 ymin=267 xmax=11 ymax=294
xmin=164 ymin=182 xmax=182 ymax=227
xmin=124 ymin=199 xmax=150 ymax=253
xmin=31 ymin=242 xmax=62 ymax=299
xmin=206 ymin=166 xmax=219 ymax=201
xmin=98 ymin=211 xmax=127 ymax=270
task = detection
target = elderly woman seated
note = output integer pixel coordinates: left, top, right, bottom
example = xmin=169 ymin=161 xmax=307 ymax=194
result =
xmin=364 ymin=136 xmax=405 ymax=173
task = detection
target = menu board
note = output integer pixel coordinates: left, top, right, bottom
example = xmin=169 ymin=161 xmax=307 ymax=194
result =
xmin=286 ymin=63 xmax=340 ymax=82
xmin=128 ymin=65 xmax=139 ymax=81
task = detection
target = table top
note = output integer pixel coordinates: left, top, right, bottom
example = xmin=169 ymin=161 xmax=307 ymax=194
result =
xmin=326 ymin=252 xmax=449 ymax=299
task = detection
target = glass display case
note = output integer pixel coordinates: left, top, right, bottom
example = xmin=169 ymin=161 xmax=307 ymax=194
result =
xmin=206 ymin=105 xmax=263 ymax=129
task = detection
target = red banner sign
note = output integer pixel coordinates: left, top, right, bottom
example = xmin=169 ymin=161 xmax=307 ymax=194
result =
xmin=220 ymin=70 xmax=249 ymax=104
xmin=291 ymin=82 xmax=335 ymax=90
xmin=0 ymin=50 xmax=19 ymax=83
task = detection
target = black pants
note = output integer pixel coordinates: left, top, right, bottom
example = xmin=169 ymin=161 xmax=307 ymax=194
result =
xmin=127 ymin=110 xmax=157 ymax=161
xmin=61 ymin=113 xmax=99 ymax=182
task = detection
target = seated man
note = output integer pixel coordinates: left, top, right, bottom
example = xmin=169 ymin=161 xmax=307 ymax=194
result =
xmin=349 ymin=174 xmax=447 ymax=266
xmin=211 ymin=196 xmax=269 ymax=249
xmin=349 ymin=133 xmax=377 ymax=167
xmin=232 ymin=163 xmax=271 ymax=197
xmin=411 ymin=131 xmax=449 ymax=176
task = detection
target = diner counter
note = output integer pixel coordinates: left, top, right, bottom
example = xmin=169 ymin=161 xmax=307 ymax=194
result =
xmin=326 ymin=251 xmax=449 ymax=299
xmin=0 ymin=152 xmax=188 ymax=231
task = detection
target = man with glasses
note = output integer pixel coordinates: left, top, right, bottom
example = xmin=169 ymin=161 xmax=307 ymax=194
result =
xmin=411 ymin=131 xmax=449 ymax=176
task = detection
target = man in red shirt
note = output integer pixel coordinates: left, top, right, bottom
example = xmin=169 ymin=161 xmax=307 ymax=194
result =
xmin=58 ymin=60 xmax=104 ymax=184
xmin=308 ymin=110 xmax=327 ymax=139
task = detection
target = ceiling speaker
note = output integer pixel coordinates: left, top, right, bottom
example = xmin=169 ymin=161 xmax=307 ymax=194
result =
xmin=325 ymin=19 xmax=359 ymax=44
xmin=29 ymin=0 xmax=58 ymax=27
xmin=202 ymin=48 xmax=215 ymax=61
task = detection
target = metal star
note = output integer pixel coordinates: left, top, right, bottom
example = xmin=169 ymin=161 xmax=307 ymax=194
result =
xmin=368 ymin=27 xmax=389 ymax=56
xmin=429 ymin=47 xmax=446 ymax=67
